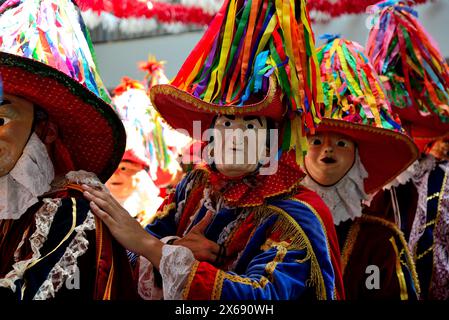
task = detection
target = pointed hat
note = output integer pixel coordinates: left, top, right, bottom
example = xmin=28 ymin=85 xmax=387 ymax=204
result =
xmin=366 ymin=0 xmax=449 ymax=152
xmin=150 ymin=0 xmax=323 ymax=164
xmin=0 ymin=0 xmax=126 ymax=182
xmin=316 ymin=36 xmax=418 ymax=193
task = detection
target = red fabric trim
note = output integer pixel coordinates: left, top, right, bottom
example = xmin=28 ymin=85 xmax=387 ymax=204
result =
xmin=176 ymin=185 xmax=206 ymax=236
xmin=186 ymin=262 xmax=219 ymax=300
xmin=222 ymin=212 xmax=256 ymax=268
xmin=293 ymin=187 xmax=346 ymax=300
xmin=206 ymin=150 xmax=305 ymax=207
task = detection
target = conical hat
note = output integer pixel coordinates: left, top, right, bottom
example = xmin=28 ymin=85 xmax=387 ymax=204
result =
xmin=366 ymin=0 xmax=449 ymax=152
xmin=150 ymin=0 xmax=323 ymax=164
xmin=0 ymin=0 xmax=125 ymax=182
xmin=316 ymin=36 xmax=418 ymax=193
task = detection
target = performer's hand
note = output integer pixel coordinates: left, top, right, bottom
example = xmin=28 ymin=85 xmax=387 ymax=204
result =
xmin=82 ymin=184 xmax=164 ymax=268
xmin=174 ymin=211 xmax=220 ymax=263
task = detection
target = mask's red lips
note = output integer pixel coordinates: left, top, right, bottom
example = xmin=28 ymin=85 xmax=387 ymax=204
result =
xmin=321 ymin=157 xmax=336 ymax=164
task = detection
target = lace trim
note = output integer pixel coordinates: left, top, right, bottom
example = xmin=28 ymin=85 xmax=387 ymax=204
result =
xmin=302 ymin=150 xmax=369 ymax=225
xmin=383 ymin=160 xmax=419 ymax=190
xmin=429 ymin=161 xmax=449 ymax=300
xmin=137 ymin=236 xmax=179 ymax=300
xmin=409 ymin=156 xmax=435 ymax=261
xmin=33 ymin=210 xmax=96 ymax=300
xmin=159 ymin=244 xmax=196 ymax=300
xmin=0 ymin=198 xmax=61 ymax=292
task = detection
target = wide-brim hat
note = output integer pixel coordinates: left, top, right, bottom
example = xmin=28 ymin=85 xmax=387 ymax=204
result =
xmin=1 ymin=52 xmax=126 ymax=182
xmin=150 ymin=0 xmax=323 ymax=162
xmin=316 ymin=36 xmax=418 ymax=193
xmin=315 ymin=118 xmax=418 ymax=194
xmin=366 ymin=0 xmax=449 ymax=152
xmin=150 ymin=76 xmax=285 ymax=136
xmin=0 ymin=0 xmax=125 ymax=182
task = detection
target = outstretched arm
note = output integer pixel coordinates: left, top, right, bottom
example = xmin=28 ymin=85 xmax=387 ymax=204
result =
xmin=82 ymin=185 xmax=220 ymax=267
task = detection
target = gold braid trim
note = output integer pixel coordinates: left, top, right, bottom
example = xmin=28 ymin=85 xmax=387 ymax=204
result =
xmin=341 ymin=221 xmax=361 ymax=275
xmin=182 ymin=261 xmax=200 ymax=300
xmin=389 ymin=237 xmax=409 ymax=300
xmin=155 ymin=203 xmax=176 ymax=220
xmin=358 ymin=214 xmax=421 ymax=296
xmin=265 ymin=245 xmax=288 ymax=282
xmin=150 ymin=76 xmax=277 ymax=116
xmin=212 ymin=270 xmax=270 ymax=300
xmin=266 ymin=205 xmax=327 ymax=300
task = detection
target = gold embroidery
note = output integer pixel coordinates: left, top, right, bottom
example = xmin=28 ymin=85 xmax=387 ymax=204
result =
xmin=266 ymin=205 xmax=327 ymax=300
xmin=427 ymin=192 xmax=440 ymax=201
xmin=260 ymin=239 xmax=290 ymax=252
xmin=213 ymin=271 xmax=268 ymax=299
xmin=389 ymin=237 xmax=409 ymax=300
xmin=212 ymin=270 xmax=225 ymax=300
xmin=182 ymin=261 xmax=200 ymax=300
xmin=415 ymin=244 xmax=435 ymax=260
xmin=155 ymin=203 xmax=176 ymax=220
xmin=150 ymin=76 xmax=277 ymax=117
xmin=341 ymin=221 xmax=361 ymax=275
xmin=358 ymin=214 xmax=421 ymax=296
xmin=265 ymin=245 xmax=288 ymax=282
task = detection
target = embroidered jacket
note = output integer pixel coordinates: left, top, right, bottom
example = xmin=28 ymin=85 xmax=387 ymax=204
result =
xmin=145 ymin=153 xmax=345 ymax=300
xmin=409 ymin=158 xmax=449 ymax=300
xmin=0 ymin=178 xmax=137 ymax=300
xmin=337 ymin=187 xmax=420 ymax=300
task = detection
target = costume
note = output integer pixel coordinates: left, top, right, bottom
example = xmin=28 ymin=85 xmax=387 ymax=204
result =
xmin=366 ymin=0 xmax=449 ymax=300
xmin=139 ymin=57 xmax=191 ymax=197
xmin=0 ymin=0 xmax=135 ymax=300
xmin=137 ymin=0 xmax=345 ymax=300
xmin=302 ymin=36 xmax=420 ymax=299
xmin=108 ymin=77 xmax=165 ymax=226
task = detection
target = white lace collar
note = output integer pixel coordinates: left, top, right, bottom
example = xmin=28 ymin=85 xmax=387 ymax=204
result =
xmin=302 ymin=150 xmax=370 ymax=225
xmin=0 ymin=133 xmax=54 ymax=220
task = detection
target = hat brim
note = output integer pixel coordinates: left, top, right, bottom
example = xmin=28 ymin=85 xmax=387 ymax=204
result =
xmin=394 ymin=106 xmax=449 ymax=151
xmin=316 ymin=119 xmax=419 ymax=194
xmin=0 ymin=52 xmax=126 ymax=182
xmin=149 ymin=77 xmax=285 ymax=137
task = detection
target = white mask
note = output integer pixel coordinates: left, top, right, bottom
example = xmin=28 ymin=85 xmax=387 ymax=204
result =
xmin=0 ymin=133 xmax=54 ymax=220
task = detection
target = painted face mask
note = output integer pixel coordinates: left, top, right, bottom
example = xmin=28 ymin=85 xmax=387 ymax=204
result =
xmin=211 ymin=115 xmax=268 ymax=178
xmin=305 ymin=132 xmax=356 ymax=186
xmin=106 ymin=161 xmax=146 ymax=200
xmin=0 ymin=94 xmax=34 ymax=177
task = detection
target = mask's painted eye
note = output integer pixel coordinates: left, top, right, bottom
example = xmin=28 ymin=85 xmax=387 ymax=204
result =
xmin=311 ymin=138 xmax=322 ymax=145
xmin=337 ymin=140 xmax=348 ymax=147
xmin=0 ymin=117 xmax=10 ymax=126
xmin=247 ymin=123 xmax=255 ymax=129
xmin=224 ymin=121 xmax=232 ymax=127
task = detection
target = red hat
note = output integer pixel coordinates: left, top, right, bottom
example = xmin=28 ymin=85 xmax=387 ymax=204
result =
xmin=150 ymin=0 xmax=323 ymax=164
xmin=316 ymin=37 xmax=418 ymax=194
xmin=122 ymin=150 xmax=149 ymax=169
xmin=366 ymin=0 xmax=449 ymax=153
xmin=0 ymin=0 xmax=126 ymax=182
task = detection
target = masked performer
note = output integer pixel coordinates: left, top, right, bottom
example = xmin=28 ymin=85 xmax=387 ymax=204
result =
xmin=83 ymin=0 xmax=345 ymax=300
xmin=302 ymin=36 xmax=419 ymax=299
xmin=0 ymin=0 xmax=136 ymax=300
xmin=366 ymin=0 xmax=449 ymax=300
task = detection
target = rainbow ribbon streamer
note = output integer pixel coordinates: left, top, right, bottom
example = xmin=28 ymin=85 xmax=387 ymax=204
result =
xmin=317 ymin=35 xmax=404 ymax=133
xmin=366 ymin=0 xmax=449 ymax=123
xmin=171 ymin=0 xmax=324 ymax=165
